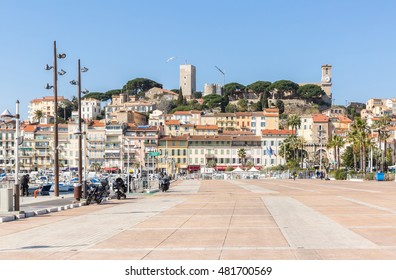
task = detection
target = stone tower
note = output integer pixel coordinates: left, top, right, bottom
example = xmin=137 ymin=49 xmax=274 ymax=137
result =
xmin=179 ymin=64 xmax=196 ymax=99
xmin=321 ymin=64 xmax=332 ymax=104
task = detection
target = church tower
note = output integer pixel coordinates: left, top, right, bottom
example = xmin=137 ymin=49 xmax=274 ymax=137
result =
xmin=321 ymin=64 xmax=332 ymax=104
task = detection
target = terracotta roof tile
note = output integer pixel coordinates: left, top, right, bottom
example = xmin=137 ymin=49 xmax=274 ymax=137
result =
xmin=261 ymin=129 xmax=295 ymax=135
xmin=195 ymin=125 xmax=218 ymax=130
xmin=312 ymin=114 xmax=329 ymax=123
xmin=165 ymin=120 xmax=180 ymax=125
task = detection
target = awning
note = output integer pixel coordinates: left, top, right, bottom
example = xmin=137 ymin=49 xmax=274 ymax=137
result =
xmin=103 ymin=167 xmax=118 ymax=171
xmin=187 ymin=165 xmax=200 ymax=171
xmin=215 ymin=166 xmax=227 ymax=171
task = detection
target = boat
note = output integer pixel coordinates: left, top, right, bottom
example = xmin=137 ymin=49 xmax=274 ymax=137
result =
xmin=49 ymin=182 xmax=71 ymax=192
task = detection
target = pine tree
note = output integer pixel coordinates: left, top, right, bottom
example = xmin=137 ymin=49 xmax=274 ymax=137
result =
xmin=177 ymin=87 xmax=183 ymax=105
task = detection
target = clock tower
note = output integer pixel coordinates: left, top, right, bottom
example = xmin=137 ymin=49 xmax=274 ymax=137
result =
xmin=321 ymin=64 xmax=332 ymax=104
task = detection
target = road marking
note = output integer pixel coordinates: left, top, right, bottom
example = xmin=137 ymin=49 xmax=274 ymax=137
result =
xmin=262 ymin=196 xmax=377 ymax=249
xmin=339 ymin=196 xmax=396 ymax=214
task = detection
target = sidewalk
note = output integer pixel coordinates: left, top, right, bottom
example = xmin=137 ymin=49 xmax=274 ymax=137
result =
xmin=0 ymin=186 xmax=161 ymax=223
xmin=0 ymin=193 xmax=84 ymax=223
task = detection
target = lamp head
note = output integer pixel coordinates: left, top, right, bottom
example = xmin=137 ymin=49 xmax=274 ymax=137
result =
xmin=58 ymin=69 xmax=66 ymax=76
xmin=45 ymin=64 xmax=54 ymax=71
xmin=82 ymin=89 xmax=89 ymax=94
xmin=57 ymin=53 xmax=66 ymax=59
xmin=81 ymin=67 xmax=88 ymax=73
xmin=70 ymin=80 xmax=78 ymax=86
xmin=45 ymin=83 xmax=53 ymax=90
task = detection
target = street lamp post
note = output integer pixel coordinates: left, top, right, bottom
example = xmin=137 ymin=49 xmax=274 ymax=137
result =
xmin=70 ymin=59 xmax=88 ymax=199
xmin=45 ymin=40 xmax=66 ymax=197
xmin=1 ymin=100 xmax=21 ymax=211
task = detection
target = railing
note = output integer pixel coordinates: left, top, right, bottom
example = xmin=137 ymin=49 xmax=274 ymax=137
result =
xmin=127 ymin=179 xmax=159 ymax=192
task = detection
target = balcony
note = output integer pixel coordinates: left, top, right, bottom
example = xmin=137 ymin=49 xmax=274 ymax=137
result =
xmin=104 ymin=153 xmax=121 ymax=159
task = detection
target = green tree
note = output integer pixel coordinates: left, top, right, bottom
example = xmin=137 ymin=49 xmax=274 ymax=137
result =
xmin=123 ymin=78 xmax=162 ymax=98
xmin=275 ymin=99 xmax=285 ymax=114
xmin=327 ymin=135 xmax=346 ymax=169
xmin=82 ymin=91 xmax=113 ymax=102
xmin=177 ymin=87 xmax=183 ymax=105
xmin=225 ymin=103 xmax=238 ymax=113
xmin=202 ymin=94 xmax=224 ymax=111
xmin=372 ymin=115 xmax=391 ymax=171
xmin=297 ymin=84 xmax=326 ymax=103
xmin=71 ymin=96 xmax=78 ymax=111
xmin=192 ymin=91 xmax=203 ymax=99
xmin=33 ymin=110 xmax=43 ymax=123
xmin=268 ymin=80 xmax=299 ymax=99
xmin=347 ymin=118 xmax=370 ymax=173
xmin=247 ymin=81 xmax=272 ymax=94
xmin=237 ymin=99 xmax=248 ymax=112
xmin=224 ymin=82 xmax=246 ymax=99
xmin=207 ymin=159 xmax=217 ymax=168
xmin=58 ymin=100 xmax=73 ymax=121
xmin=286 ymin=114 xmax=301 ymax=134
xmin=237 ymin=148 xmax=247 ymax=165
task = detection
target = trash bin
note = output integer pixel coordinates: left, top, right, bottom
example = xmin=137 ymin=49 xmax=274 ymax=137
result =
xmin=0 ymin=188 xmax=13 ymax=212
xmin=375 ymin=172 xmax=385 ymax=181
xmin=73 ymin=183 xmax=82 ymax=200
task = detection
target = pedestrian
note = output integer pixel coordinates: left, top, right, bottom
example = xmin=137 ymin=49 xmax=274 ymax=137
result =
xmin=20 ymin=174 xmax=30 ymax=196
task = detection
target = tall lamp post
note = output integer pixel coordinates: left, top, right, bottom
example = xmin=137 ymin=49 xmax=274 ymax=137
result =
xmin=45 ymin=41 xmax=66 ymax=197
xmin=1 ymin=100 xmax=21 ymax=211
xmin=70 ymin=59 xmax=89 ymax=199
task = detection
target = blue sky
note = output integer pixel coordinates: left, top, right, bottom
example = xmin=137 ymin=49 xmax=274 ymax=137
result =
xmin=1 ymin=0 xmax=396 ymax=119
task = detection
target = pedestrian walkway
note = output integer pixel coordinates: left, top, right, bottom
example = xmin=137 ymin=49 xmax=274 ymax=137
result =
xmin=0 ymin=193 xmax=79 ymax=222
xmin=2 ymin=179 xmax=396 ymax=260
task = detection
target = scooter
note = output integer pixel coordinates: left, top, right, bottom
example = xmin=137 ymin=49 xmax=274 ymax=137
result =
xmin=86 ymin=179 xmax=110 ymax=205
xmin=159 ymin=176 xmax=170 ymax=192
xmin=113 ymin=177 xmax=127 ymax=200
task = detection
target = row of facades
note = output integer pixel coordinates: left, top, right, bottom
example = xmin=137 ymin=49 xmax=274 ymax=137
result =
xmin=1 ymin=104 xmax=357 ymax=175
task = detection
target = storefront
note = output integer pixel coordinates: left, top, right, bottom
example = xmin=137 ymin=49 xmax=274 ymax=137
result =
xmin=187 ymin=165 xmax=200 ymax=173
xmin=102 ymin=167 xmax=119 ymax=174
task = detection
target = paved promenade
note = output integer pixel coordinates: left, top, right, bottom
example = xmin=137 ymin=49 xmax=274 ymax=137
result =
xmin=1 ymin=179 xmax=396 ymax=260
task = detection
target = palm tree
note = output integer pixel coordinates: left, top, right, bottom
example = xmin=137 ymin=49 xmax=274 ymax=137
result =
xmin=327 ymin=135 xmax=346 ymax=169
xmin=91 ymin=162 xmax=101 ymax=172
xmin=237 ymin=148 xmax=246 ymax=166
xmin=297 ymin=136 xmax=307 ymax=168
xmin=287 ymin=114 xmax=302 ymax=134
xmin=33 ymin=110 xmax=43 ymax=123
xmin=348 ymin=118 xmax=369 ymax=173
xmin=372 ymin=115 xmax=391 ymax=171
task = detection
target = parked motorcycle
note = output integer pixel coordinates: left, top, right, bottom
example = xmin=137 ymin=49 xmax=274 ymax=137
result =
xmin=113 ymin=177 xmax=127 ymax=200
xmin=159 ymin=175 xmax=170 ymax=192
xmin=86 ymin=179 xmax=110 ymax=205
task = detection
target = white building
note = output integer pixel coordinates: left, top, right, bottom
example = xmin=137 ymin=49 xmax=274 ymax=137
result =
xmin=81 ymin=98 xmax=101 ymax=120
xmin=28 ymin=96 xmax=69 ymax=123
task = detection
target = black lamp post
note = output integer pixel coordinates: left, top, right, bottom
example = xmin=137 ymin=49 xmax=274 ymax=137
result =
xmin=45 ymin=40 xmax=66 ymax=197
xmin=70 ymin=59 xmax=89 ymax=199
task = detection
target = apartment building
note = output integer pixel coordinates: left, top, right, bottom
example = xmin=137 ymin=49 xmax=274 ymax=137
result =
xmin=261 ymin=129 xmax=294 ymax=167
xmin=158 ymin=135 xmax=189 ymax=174
xmin=81 ymin=98 xmax=101 ymax=120
xmin=28 ymin=96 xmax=69 ymax=122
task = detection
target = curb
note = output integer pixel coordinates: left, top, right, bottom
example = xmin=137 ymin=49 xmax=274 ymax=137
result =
xmin=0 ymin=200 xmax=88 ymax=223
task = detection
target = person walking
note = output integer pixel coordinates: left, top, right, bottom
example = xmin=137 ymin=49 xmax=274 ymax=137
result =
xmin=20 ymin=174 xmax=30 ymax=196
